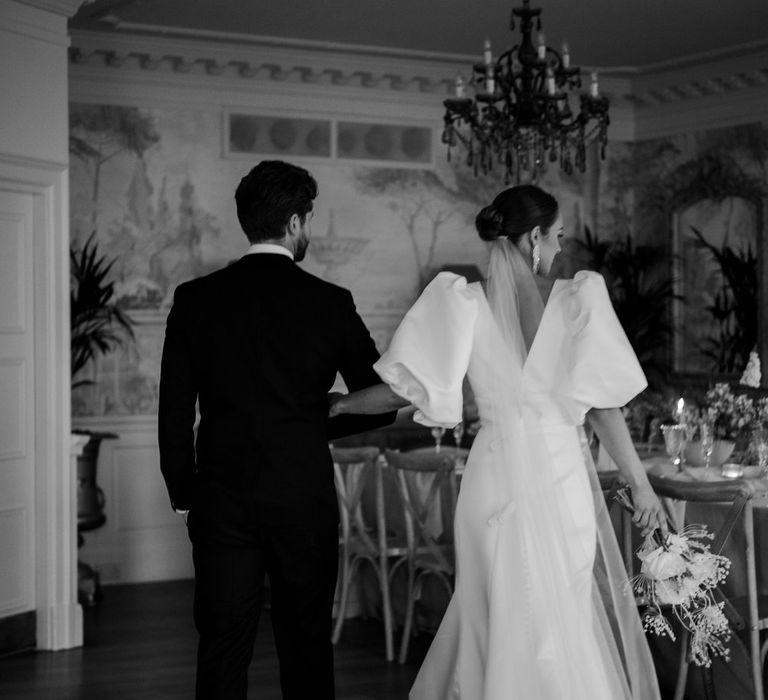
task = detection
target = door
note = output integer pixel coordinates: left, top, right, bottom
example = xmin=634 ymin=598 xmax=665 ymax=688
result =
xmin=0 ymin=189 xmax=36 ymax=622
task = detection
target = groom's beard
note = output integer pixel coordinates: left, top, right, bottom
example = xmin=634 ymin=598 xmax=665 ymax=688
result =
xmin=294 ymin=233 xmax=309 ymax=262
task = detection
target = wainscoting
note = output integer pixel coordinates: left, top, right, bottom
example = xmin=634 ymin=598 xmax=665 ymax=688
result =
xmin=72 ymin=416 xmax=193 ymax=585
xmin=71 ymin=416 xmax=364 ymax=617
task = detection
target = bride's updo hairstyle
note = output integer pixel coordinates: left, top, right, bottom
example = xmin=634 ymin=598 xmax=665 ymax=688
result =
xmin=475 ymin=185 xmax=558 ymax=244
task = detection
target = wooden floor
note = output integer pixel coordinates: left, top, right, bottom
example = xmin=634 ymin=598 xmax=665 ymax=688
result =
xmin=0 ymin=580 xmax=430 ymax=699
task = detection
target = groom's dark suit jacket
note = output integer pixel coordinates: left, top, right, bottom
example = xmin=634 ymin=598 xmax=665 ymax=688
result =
xmin=158 ymin=252 xmax=394 ymax=525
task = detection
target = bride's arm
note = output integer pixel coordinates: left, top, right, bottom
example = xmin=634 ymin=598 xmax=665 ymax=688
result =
xmin=587 ymin=407 xmax=668 ymax=537
xmin=329 ymin=383 xmax=410 ymax=416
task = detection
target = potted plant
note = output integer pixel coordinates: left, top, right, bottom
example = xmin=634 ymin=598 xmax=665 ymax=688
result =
xmin=70 ymin=232 xmax=134 ymax=603
xmin=573 ymin=227 xmax=678 ymax=390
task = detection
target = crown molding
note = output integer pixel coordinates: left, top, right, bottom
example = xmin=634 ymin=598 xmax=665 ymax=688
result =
xmin=69 ymin=26 xmax=768 ymax=118
xmin=627 ymin=43 xmax=768 ymax=108
xmin=69 ymin=28 xmax=462 ymax=97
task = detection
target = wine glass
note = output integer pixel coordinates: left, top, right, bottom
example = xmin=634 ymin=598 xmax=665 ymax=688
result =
xmin=699 ymin=421 xmax=714 ymax=479
xmin=452 ymin=422 xmax=465 ymax=451
xmin=754 ymin=428 xmax=768 ymax=477
xmin=431 ymin=426 xmax=446 ymax=454
xmin=661 ymin=424 xmax=686 ymax=471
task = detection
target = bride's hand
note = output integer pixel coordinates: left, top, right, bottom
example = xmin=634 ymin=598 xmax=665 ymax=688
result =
xmin=328 ymin=392 xmax=347 ymax=418
xmin=630 ymin=483 xmax=668 ymax=538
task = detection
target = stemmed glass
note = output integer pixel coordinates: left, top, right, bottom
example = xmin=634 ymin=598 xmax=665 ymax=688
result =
xmin=661 ymin=424 xmax=687 ymax=472
xmin=699 ymin=422 xmax=714 ymax=479
xmin=452 ymin=422 xmax=465 ymax=451
xmin=754 ymin=427 xmax=768 ymax=477
xmin=431 ymin=426 xmax=446 ymax=454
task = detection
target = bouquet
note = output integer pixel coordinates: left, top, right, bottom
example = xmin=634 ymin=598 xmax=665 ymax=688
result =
xmin=616 ymin=487 xmax=732 ymax=667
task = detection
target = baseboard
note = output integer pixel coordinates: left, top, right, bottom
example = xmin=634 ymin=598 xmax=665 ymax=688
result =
xmin=0 ymin=610 xmax=35 ymax=657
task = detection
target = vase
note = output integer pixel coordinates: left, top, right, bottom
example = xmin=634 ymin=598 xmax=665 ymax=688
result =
xmin=683 ymin=439 xmax=735 ymax=468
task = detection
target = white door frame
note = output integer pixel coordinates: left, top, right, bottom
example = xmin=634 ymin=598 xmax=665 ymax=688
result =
xmin=0 ymin=153 xmax=81 ymax=650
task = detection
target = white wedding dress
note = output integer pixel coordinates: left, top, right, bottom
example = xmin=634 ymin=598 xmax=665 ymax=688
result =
xmin=374 ymin=264 xmax=662 ymax=700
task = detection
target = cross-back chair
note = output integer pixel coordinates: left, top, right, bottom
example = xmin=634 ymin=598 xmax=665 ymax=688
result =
xmin=330 ymin=446 xmax=396 ymax=661
xmin=384 ymin=448 xmax=459 ymax=664
xmin=597 ymin=469 xmax=635 ymax=577
xmin=647 ymin=473 xmax=765 ymax=700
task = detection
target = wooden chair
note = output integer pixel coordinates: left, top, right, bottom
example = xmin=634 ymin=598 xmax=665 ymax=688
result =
xmin=597 ymin=469 xmax=636 ymax=577
xmin=330 ymin=446 xmax=397 ymax=661
xmin=647 ymin=473 xmax=765 ymax=700
xmin=383 ymin=449 xmax=459 ymax=663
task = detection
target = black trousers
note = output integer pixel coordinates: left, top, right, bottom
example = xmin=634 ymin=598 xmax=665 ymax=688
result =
xmin=188 ymin=483 xmax=339 ymax=700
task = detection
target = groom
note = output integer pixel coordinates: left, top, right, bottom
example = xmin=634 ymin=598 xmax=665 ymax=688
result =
xmin=158 ymin=160 xmax=395 ymax=699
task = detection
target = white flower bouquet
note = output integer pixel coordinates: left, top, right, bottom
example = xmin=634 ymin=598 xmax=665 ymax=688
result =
xmin=616 ymin=487 xmax=732 ymax=667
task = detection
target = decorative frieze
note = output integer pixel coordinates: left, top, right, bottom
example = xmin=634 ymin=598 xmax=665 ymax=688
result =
xmin=68 ymin=30 xmax=460 ymax=96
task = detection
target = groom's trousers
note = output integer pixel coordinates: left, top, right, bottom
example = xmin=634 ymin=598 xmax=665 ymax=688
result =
xmin=188 ymin=480 xmax=339 ymax=700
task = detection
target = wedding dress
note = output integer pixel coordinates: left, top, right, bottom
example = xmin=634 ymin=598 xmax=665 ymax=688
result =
xmin=374 ymin=241 xmax=662 ymax=700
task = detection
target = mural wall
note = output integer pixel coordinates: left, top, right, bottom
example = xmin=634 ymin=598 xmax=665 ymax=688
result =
xmin=69 ymin=101 xmax=628 ymax=417
xmin=624 ymin=122 xmax=768 ymax=377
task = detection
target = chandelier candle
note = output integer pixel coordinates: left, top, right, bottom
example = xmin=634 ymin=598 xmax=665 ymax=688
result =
xmin=441 ymin=0 xmax=610 ymax=182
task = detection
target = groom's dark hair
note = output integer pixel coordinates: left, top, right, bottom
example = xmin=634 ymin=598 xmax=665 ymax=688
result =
xmin=235 ymin=160 xmax=318 ymax=243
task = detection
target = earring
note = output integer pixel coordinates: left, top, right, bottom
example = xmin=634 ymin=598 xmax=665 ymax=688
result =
xmin=532 ymin=244 xmax=541 ymax=274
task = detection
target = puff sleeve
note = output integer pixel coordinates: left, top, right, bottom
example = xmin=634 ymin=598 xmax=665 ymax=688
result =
xmin=374 ymin=272 xmax=479 ymax=428
xmin=562 ymin=271 xmax=647 ymax=417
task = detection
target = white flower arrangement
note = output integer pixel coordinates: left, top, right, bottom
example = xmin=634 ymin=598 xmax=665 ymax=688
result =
xmin=740 ymin=351 xmax=762 ymax=389
xmin=706 ymin=382 xmax=756 ymax=439
xmin=616 ymin=487 xmax=732 ymax=667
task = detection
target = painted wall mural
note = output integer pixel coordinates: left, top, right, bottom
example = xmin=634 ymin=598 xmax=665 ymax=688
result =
xmin=69 ymin=101 xmax=625 ymax=417
xmin=626 ymin=123 xmax=768 ymax=377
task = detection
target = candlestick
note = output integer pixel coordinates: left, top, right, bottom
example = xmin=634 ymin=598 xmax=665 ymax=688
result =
xmin=455 ymin=74 xmax=465 ymax=98
xmin=590 ymin=71 xmax=599 ymax=97
xmin=483 ymin=38 xmax=492 ymax=66
xmin=546 ymin=68 xmax=555 ymax=95
xmin=537 ymin=33 xmax=546 ymax=60
xmin=562 ymin=42 xmax=570 ymax=68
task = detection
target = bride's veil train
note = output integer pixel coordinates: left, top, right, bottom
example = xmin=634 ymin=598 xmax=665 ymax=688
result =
xmin=473 ymin=238 xmax=660 ymax=699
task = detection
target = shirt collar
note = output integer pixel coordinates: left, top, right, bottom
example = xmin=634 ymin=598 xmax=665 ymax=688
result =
xmin=245 ymin=243 xmax=294 ymax=260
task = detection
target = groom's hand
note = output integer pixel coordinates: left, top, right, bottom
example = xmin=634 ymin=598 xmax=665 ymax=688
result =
xmin=327 ymin=392 xmax=346 ymax=418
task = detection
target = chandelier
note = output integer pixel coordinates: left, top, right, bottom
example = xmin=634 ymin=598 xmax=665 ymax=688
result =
xmin=441 ymin=0 xmax=610 ymax=183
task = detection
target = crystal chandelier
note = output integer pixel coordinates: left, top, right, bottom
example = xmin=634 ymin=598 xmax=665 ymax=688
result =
xmin=442 ymin=0 xmax=610 ymax=182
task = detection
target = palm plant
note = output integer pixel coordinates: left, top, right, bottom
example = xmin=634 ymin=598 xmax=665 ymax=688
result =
xmin=689 ymin=225 xmax=757 ymax=374
xmin=70 ymin=232 xmax=134 ymax=389
xmin=574 ymin=227 xmax=678 ymax=389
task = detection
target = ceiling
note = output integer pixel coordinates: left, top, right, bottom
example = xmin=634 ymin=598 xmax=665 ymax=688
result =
xmin=72 ymin=0 xmax=768 ymax=70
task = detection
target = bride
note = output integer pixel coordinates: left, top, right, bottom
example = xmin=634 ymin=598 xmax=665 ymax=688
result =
xmin=329 ymin=185 xmax=666 ymax=699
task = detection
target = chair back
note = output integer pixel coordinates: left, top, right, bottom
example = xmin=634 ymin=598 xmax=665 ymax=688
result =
xmin=383 ymin=449 xmax=458 ymax=573
xmin=647 ymin=474 xmax=756 ymax=554
xmin=330 ymin=446 xmax=385 ymax=556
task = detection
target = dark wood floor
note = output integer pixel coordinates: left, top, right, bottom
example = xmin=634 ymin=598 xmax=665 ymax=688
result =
xmin=0 ymin=580 xmax=430 ymax=699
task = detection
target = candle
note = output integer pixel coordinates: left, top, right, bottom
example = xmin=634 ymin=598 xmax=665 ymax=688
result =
xmin=483 ymin=38 xmax=492 ymax=66
xmin=562 ymin=42 xmax=570 ymax=68
xmin=537 ymin=33 xmax=546 ymax=60
xmin=676 ymin=398 xmax=685 ymax=420
xmin=455 ymin=74 xmax=465 ymax=98
xmin=546 ymin=68 xmax=556 ymax=95
xmin=485 ymin=74 xmax=495 ymax=95
xmin=590 ymin=71 xmax=599 ymax=97
xmin=721 ymin=462 xmax=743 ymax=479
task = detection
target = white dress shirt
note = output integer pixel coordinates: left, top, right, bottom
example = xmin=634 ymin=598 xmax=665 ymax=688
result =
xmin=245 ymin=243 xmax=294 ymax=260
